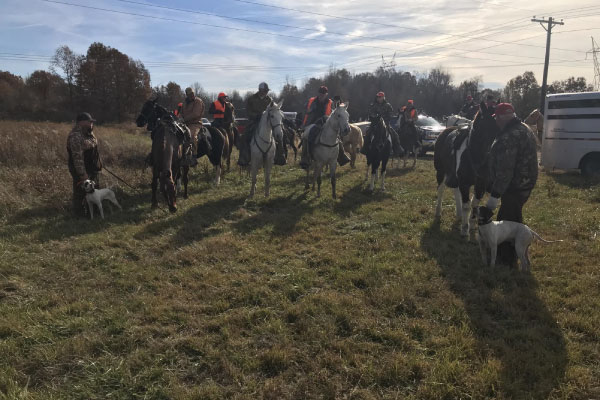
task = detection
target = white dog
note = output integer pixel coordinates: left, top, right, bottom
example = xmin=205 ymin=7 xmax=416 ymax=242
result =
xmin=83 ymin=180 xmax=122 ymax=219
xmin=477 ymin=206 xmax=562 ymax=271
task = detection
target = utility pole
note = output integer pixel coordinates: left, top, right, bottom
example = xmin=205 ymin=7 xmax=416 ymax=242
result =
xmin=588 ymin=37 xmax=600 ymax=91
xmin=531 ymin=16 xmax=564 ymax=114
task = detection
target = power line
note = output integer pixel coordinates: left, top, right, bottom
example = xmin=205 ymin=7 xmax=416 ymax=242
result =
xmin=228 ymin=0 xmax=588 ymax=53
xmin=39 ymin=0 xmax=589 ymax=67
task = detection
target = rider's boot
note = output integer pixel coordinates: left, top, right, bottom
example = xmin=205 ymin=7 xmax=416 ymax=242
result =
xmin=274 ymin=140 xmax=287 ymax=166
xmin=337 ymin=142 xmax=351 ymax=166
xmin=299 ymin=139 xmax=310 ymax=170
xmin=237 ymin=137 xmax=250 ymax=167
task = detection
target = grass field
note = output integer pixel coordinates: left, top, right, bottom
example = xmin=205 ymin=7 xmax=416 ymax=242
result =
xmin=1 ymin=121 xmax=599 ymax=399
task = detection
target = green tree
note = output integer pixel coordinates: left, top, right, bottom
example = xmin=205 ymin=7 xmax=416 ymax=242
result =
xmin=503 ymin=71 xmax=540 ymax=117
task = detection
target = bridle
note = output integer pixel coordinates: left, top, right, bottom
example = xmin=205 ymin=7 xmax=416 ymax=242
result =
xmin=317 ymin=108 xmax=348 ymax=148
xmin=254 ymin=107 xmax=282 ymax=155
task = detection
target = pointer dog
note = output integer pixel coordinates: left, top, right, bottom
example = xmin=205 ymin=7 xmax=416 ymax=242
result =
xmin=477 ymin=206 xmax=562 ymax=271
xmin=83 ymin=180 xmax=122 ymax=219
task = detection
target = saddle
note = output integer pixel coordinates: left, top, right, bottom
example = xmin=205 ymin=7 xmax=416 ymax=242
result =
xmin=451 ymin=126 xmax=470 ymax=151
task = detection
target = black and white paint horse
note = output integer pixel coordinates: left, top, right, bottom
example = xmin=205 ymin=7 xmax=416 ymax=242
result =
xmin=433 ymin=102 xmax=498 ymax=235
xmin=365 ymin=115 xmax=391 ymax=192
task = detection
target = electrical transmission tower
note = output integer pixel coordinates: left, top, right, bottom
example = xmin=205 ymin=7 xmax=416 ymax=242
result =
xmin=380 ymin=52 xmax=397 ymax=71
xmin=588 ymin=37 xmax=600 ymax=91
xmin=531 ymin=16 xmax=564 ymax=113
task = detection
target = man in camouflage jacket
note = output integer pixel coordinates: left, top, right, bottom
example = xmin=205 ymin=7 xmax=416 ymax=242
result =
xmin=484 ymin=103 xmax=539 ymax=266
xmin=363 ymin=92 xmax=403 ymax=157
xmin=238 ymin=82 xmax=273 ymax=166
xmin=67 ymin=112 xmax=102 ymax=217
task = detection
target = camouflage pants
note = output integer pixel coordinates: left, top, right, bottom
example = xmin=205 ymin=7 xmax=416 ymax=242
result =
xmin=497 ymin=190 xmax=531 ymax=267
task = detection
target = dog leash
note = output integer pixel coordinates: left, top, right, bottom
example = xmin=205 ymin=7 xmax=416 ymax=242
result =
xmin=103 ymin=166 xmax=169 ymax=214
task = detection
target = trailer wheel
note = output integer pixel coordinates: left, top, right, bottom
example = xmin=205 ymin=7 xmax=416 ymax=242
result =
xmin=581 ymin=154 xmax=600 ymax=177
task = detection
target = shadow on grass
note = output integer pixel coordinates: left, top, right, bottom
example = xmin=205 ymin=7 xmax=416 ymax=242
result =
xmin=333 ymin=182 xmax=393 ymax=217
xmin=134 ymin=195 xmax=247 ymax=245
xmin=546 ymin=170 xmax=600 ymax=190
xmin=420 ymin=219 xmax=566 ymax=399
xmin=0 ymin=188 xmax=154 ymax=243
xmin=233 ymin=191 xmax=315 ymax=237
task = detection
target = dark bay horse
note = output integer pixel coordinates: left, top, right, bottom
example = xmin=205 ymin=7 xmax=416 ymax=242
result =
xmin=365 ymin=115 xmax=391 ymax=191
xmin=434 ymin=102 xmax=498 ymax=235
xmin=136 ymin=99 xmax=190 ymax=212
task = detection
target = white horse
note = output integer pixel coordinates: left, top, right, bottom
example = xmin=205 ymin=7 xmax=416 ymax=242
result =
xmin=249 ymin=101 xmax=284 ymax=199
xmin=445 ymin=114 xmax=471 ymax=128
xmin=302 ymin=103 xmax=351 ymax=199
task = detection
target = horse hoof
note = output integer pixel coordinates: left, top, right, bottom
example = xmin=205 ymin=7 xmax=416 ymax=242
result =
xmin=169 ymin=205 xmax=177 ymax=213
xmin=183 ymin=194 xmax=188 ymax=199
xmin=151 ymin=203 xmax=158 ymax=209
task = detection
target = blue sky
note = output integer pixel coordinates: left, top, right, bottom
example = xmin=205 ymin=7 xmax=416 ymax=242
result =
xmin=1 ymin=0 xmax=598 ymax=95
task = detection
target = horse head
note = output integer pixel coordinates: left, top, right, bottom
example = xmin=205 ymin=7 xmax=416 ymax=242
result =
xmin=136 ymin=98 xmax=157 ymax=128
xmin=331 ymin=102 xmax=350 ymax=137
xmin=469 ymin=101 xmax=499 ymax=167
xmin=265 ymin=100 xmax=284 ymax=142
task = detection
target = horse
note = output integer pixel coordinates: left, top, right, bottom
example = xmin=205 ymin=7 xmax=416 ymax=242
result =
xmin=303 ymin=103 xmax=351 ymax=198
xmin=433 ymin=102 xmax=499 ymax=236
xmin=399 ymin=121 xmax=419 ymax=168
xmin=524 ymin=109 xmax=543 ymax=145
xmin=283 ymin=118 xmax=300 ymax=162
xmin=364 ymin=116 xmax=391 ymax=192
xmin=445 ymin=114 xmax=471 ymax=128
xmin=343 ymin=123 xmax=364 ymax=168
xmin=136 ymin=99 xmax=189 ymax=212
xmin=194 ymin=124 xmax=227 ymax=186
xmin=213 ymin=104 xmax=236 ymax=171
xmin=248 ymin=101 xmax=285 ymax=198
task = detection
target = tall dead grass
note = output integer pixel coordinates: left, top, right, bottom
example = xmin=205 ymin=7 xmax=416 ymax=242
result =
xmin=0 ymin=121 xmax=150 ymax=218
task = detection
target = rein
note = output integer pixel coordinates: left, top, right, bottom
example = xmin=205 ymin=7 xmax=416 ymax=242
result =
xmin=253 ymin=109 xmax=281 ymax=155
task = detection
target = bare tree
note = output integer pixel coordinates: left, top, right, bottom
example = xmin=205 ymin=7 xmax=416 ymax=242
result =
xmin=50 ymin=45 xmax=82 ymax=109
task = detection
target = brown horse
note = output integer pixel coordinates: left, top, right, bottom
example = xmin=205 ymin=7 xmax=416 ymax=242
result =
xmin=344 ymin=123 xmax=364 ymax=168
xmin=213 ymin=103 xmax=235 ymax=171
xmin=136 ymin=99 xmax=189 ymax=212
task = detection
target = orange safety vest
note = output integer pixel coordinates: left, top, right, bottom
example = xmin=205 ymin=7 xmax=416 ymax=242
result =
xmin=212 ymin=100 xmax=225 ymax=119
xmin=174 ymin=102 xmax=183 ymax=116
xmin=303 ymin=97 xmax=332 ymax=125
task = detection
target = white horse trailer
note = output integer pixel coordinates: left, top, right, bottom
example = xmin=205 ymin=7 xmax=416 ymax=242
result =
xmin=541 ymin=91 xmax=600 ymax=176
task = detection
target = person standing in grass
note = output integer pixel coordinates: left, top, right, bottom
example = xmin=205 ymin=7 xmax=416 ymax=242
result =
xmin=67 ymin=112 xmax=102 ymax=218
xmin=484 ymin=103 xmax=539 ymax=267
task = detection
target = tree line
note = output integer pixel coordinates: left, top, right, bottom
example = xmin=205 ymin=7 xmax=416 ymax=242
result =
xmin=0 ymin=43 xmax=594 ymax=124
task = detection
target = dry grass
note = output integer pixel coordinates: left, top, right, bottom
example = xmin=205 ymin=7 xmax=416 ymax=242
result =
xmin=0 ymin=120 xmax=599 ymax=399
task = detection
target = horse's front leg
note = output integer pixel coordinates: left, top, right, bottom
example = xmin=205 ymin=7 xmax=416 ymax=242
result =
xmin=264 ymin=157 xmax=272 ymax=197
xmin=214 ymin=163 xmax=222 ymax=186
xmin=381 ymin=156 xmax=389 ymax=191
xmin=314 ymin=163 xmax=322 ymax=197
xmin=305 ymin=168 xmax=311 ymax=191
xmin=459 ymin=184 xmax=471 ymax=237
xmin=183 ymin=166 xmax=189 ymax=199
xmin=329 ymin=160 xmax=337 ymax=199
xmin=151 ymin=167 xmax=159 ymax=208
xmin=369 ymin=162 xmax=378 ymax=192
xmin=249 ymin=159 xmax=257 ymax=199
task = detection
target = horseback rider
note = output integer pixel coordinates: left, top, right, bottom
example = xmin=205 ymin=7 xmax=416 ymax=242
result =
xmin=361 ymin=91 xmax=403 ymax=157
xmin=483 ymin=103 xmax=538 ymax=267
xmin=238 ymin=82 xmax=272 ymax=166
xmin=209 ymin=92 xmax=234 ymax=130
xmin=460 ymin=95 xmax=478 ymax=120
xmin=67 ymin=112 xmax=102 ymax=218
xmin=299 ymin=86 xmax=350 ymax=169
xmin=180 ymin=87 xmax=205 ymax=165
